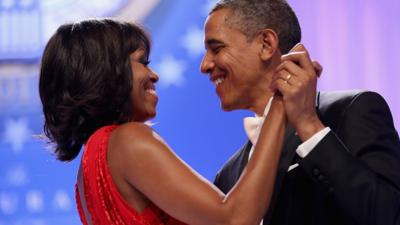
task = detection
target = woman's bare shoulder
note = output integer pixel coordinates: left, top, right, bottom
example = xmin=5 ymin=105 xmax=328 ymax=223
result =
xmin=110 ymin=122 xmax=166 ymax=155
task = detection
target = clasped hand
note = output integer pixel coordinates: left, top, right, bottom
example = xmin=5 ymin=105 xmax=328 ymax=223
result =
xmin=270 ymin=43 xmax=325 ymax=141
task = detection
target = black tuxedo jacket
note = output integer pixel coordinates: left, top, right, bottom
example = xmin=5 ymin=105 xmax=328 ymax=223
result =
xmin=214 ymin=90 xmax=400 ymax=225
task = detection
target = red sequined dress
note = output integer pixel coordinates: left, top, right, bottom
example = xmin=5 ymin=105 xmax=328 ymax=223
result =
xmin=75 ymin=125 xmax=185 ymax=225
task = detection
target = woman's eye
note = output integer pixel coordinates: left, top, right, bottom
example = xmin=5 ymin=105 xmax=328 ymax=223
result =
xmin=140 ymin=59 xmax=151 ymax=66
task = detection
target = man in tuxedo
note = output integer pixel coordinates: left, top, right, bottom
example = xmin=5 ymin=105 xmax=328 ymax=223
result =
xmin=200 ymin=0 xmax=400 ymax=224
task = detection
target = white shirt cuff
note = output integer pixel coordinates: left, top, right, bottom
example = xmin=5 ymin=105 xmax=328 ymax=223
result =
xmin=296 ymin=127 xmax=331 ymax=158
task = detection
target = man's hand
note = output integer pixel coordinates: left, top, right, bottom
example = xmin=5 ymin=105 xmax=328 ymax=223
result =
xmin=270 ymin=43 xmax=325 ymax=141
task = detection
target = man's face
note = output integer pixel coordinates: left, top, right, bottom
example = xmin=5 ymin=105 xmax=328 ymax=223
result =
xmin=200 ymin=8 xmax=266 ymax=111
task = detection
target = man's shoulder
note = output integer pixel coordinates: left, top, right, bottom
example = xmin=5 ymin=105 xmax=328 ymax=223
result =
xmin=317 ymin=90 xmax=389 ymax=129
xmin=218 ymin=142 xmax=250 ymax=171
xmin=317 ymin=89 xmax=386 ymax=111
xmin=318 ymin=89 xmax=366 ymax=107
xmin=214 ymin=142 xmax=251 ymax=191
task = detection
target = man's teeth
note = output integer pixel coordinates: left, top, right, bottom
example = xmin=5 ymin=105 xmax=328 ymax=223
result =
xmin=214 ymin=78 xmax=224 ymax=86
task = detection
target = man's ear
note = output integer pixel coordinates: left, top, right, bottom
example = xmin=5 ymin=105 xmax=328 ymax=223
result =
xmin=258 ymin=29 xmax=279 ymax=61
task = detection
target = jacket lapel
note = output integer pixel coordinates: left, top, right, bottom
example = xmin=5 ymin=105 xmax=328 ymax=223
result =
xmin=263 ymin=92 xmax=322 ymax=224
xmin=263 ymin=125 xmax=301 ymax=224
xmin=236 ymin=141 xmax=253 ymax=183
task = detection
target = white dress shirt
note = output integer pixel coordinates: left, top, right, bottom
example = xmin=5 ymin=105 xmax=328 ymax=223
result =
xmin=246 ymin=97 xmax=330 ymax=167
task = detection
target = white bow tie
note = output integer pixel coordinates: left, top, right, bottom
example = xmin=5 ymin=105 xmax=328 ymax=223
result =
xmin=244 ymin=116 xmax=264 ymax=145
xmin=243 ymin=97 xmax=273 ymax=145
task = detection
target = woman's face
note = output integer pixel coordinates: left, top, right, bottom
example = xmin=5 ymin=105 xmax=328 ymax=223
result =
xmin=130 ymin=48 xmax=159 ymax=122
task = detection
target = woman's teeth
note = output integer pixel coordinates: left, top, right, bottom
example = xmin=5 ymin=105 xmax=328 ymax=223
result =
xmin=146 ymin=89 xmax=157 ymax=95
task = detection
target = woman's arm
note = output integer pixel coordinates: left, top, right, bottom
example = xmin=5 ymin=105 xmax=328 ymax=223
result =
xmin=109 ymin=99 xmax=286 ymax=225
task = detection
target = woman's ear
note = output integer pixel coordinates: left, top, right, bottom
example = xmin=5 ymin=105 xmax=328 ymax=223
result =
xmin=258 ymin=29 xmax=279 ymax=61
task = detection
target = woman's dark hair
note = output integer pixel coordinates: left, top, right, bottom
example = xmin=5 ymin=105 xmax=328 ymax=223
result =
xmin=39 ymin=19 xmax=151 ymax=161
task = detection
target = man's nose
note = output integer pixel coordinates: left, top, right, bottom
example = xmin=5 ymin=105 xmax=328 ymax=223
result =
xmin=200 ymin=53 xmax=214 ymax=74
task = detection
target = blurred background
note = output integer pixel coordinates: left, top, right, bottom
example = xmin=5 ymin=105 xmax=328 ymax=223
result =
xmin=0 ymin=0 xmax=399 ymax=224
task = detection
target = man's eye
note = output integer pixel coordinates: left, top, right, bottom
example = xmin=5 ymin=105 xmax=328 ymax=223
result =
xmin=212 ymin=46 xmax=222 ymax=53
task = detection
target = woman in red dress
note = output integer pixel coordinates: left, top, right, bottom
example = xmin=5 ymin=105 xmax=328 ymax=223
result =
xmin=39 ymin=19 xmax=286 ymax=225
